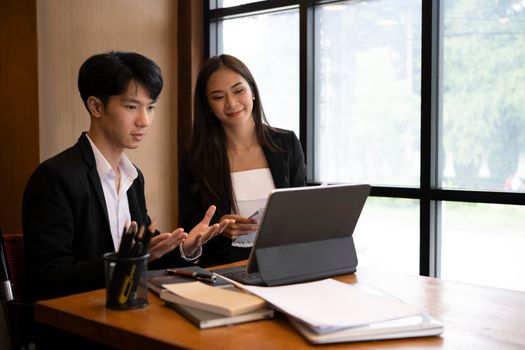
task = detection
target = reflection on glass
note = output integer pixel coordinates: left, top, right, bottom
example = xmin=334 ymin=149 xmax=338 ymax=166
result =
xmin=441 ymin=202 xmax=525 ymax=291
xmin=218 ymin=10 xmax=299 ymax=135
xmin=442 ymin=0 xmax=525 ymax=192
xmin=314 ymin=0 xmax=422 ymax=186
xmin=354 ymin=197 xmax=419 ymax=275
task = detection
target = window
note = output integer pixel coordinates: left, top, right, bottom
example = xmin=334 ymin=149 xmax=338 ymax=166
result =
xmin=207 ymin=0 xmax=525 ymax=291
xmin=216 ymin=0 xmax=265 ymax=8
xmin=354 ymin=197 xmax=419 ymax=275
xmin=213 ymin=9 xmax=300 ymax=134
xmin=314 ymin=0 xmax=421 ymax=186
xmin=442 ymin=0 xmax=525 ymax=193
xmin=441 ymin=202 xmax=525 ymax=291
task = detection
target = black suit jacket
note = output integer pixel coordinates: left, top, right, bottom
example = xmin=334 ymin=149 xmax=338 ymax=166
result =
xmin=179 ymin=129 xmax=307 ymax=267
xmin=23 ymin=133 xmax=166 ymax=300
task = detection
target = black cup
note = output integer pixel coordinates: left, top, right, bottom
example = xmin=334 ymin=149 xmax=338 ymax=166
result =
xmin=103 ymin=252 xmax=149 ymax=310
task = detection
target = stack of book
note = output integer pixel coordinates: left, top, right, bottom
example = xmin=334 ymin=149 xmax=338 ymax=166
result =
xmin=159 ymin=281 xmax=274 ymax=329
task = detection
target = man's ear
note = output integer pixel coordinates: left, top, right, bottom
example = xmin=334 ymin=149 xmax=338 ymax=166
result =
xmin=87 ymin=96 xmax=104 ymax=118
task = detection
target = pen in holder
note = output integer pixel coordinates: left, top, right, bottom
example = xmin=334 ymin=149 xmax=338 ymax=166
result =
xmin=103 ymin=252 xmax=149 ymax=310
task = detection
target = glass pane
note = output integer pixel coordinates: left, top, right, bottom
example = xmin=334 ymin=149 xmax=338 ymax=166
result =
xmin=441 ymin=1 xmax=525 ymax=192
xmin=354 ymin=197 xmax=419 ymax=275
xmin=441 ymin=202 xmax=525 ymax=291
xmin=218 ymin=10 xmax=299 ymax=135
xmin=314 ymin=0 xmax=422 ymax=186
xmin=218 ymin=0 xmax=264 ymax=8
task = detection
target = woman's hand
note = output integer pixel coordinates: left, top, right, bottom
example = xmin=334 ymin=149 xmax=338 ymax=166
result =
xmin=219 ymin=214 xmax=259 ymax=240
xmin=182 ymin=205 xmax=235 ymax=257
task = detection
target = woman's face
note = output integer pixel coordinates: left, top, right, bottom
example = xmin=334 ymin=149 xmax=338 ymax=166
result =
xmin=206 ymin=67 xmax=254 ymax=129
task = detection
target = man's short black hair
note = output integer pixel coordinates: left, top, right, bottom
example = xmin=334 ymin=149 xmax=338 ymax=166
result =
xmin=78 ymin=51 xmax=163 ymax=112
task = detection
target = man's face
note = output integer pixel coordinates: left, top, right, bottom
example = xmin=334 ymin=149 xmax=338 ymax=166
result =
xmin=94 ymin=81 xmax=156 ymax=152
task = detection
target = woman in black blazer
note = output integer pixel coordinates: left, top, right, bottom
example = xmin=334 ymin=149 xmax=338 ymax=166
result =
xmin=180 ymin=54 xmax=307 ymax=267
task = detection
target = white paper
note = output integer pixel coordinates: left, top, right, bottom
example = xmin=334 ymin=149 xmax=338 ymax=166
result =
xmin=230 ymin=169 xmax=273 ymax=248
xmin=240 ymin=279 xmax=423 ymax=334
xmin=232 ymin=206 xmax=265 ymax=248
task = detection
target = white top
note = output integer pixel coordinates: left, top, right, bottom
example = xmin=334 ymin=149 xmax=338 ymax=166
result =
xmin=231 ymin=168 xmax=275 ymax=247
xmin=86 ymin=135 xmax=138 ymax=251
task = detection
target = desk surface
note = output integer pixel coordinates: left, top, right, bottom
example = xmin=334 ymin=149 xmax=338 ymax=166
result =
xmin=35 ymin=266 xmax=525 ymax=349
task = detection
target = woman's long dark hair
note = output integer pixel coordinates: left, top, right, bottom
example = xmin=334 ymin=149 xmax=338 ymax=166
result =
xmin=188 ymin=54 xmax=280 ymax=211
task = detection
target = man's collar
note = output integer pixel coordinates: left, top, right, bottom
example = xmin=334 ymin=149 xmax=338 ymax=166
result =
xmin=85 ymin=133 xmax=138 ymax=181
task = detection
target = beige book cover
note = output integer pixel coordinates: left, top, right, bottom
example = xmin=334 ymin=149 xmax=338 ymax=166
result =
xmin=160 ymin=281 xmax=266 ymax=316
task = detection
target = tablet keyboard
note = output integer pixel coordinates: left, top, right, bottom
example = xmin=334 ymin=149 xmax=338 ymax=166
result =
xmin=214 ymin=266 xmax=266 ymax=286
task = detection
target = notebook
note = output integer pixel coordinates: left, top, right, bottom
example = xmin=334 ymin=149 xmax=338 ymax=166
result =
xmin=160 ymin=281 xmax=266 ymax=316
xmin=165 ymin=301 xmax=274 ymax=329
xmin=214 ymin=184 xmax=370 ymax=286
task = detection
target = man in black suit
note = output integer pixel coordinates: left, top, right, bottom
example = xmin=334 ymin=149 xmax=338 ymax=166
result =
xmin=23 ymin=51 xmax=233 ymax=301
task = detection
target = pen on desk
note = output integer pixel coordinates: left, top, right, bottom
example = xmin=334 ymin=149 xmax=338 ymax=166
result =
xmin=166 ymin=269 xmax=217 ymax=283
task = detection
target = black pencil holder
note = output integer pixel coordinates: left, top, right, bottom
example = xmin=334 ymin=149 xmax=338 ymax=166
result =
xmin=103 ymin=252 xmax=149 ymax=310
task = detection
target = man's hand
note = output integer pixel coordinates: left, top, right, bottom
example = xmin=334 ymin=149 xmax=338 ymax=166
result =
xmin=182 ymin=205 xmax=234 ymax=257
xmin=148 ymin=228 xmax=187 ymax=261
xmin=219 ymin=214 xmax=258 ymax=240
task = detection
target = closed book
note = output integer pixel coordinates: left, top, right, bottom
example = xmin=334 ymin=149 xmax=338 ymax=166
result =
xmin=165 ymin=301 xmax=274 ymax=329
xmin=147 ymin=266 xmax=231 ymax=295
xmin=160 ymin=281 xmax=266 ymax=316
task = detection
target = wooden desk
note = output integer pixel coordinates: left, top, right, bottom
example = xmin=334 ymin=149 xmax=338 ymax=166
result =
xmin=34 ymin=267 xmax=525 ymax=349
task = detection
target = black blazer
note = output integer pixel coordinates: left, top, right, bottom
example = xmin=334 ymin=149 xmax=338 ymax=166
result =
xmin=179 ymin=129 xmax=307 ymax=267
xmin=22 ymin=133 xmax=178 ymax=301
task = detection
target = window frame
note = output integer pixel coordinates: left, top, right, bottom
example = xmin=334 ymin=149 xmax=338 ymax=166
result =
xmin=205 ymin=0 xmax=525 ymax=277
